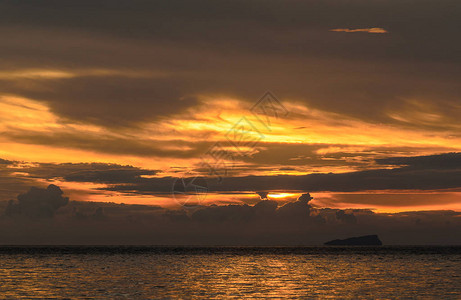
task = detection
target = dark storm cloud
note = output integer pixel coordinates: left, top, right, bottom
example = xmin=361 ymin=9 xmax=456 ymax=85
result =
xmin=98 ymin=152 xmax=461 ymax=194
xmin=0 ymin=160 xmax=37 ymax=200
xmin=0 ymin=0 xmax=460 ymax=127
xmin=376 ymin=152 xmax=461 ymax=170
xmin=0 ymin=76 xmax=201 ymax=127
xmin=206 ymin=164 xmax=461 ymax=192
xmin=190 ymin=194 xmax=314 ymax=223
xmin=239 ymin=144 xmax=456 ymax=170
xmin=5 ymin=184 xmax=69 ymax=218
xmin=1 ymin=189 xmax=460 ymax=245
xmin=0 ymin=0 xmax=459 ymax=62
xmin=335 ymin=210 xmax=357 ymax=224
xmin=24 ymin=162 xmax=160 ymax=184
xmin=0 ymin=160 xmax=160 ymax=200
xmin=0 ymin=159 xmax=12 ymax=165
xmin=5 ymin=152 xmax=461 ymax=196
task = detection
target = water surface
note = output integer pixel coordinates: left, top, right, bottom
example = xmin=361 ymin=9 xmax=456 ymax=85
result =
xmin=0 ymin=246 xmax=460 ymax=298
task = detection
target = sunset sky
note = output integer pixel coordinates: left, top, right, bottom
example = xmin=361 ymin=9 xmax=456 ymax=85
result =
xmin=1 ymin=0 xmax=461 ymax=213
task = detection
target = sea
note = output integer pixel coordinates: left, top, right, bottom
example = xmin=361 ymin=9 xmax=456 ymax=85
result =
xmin=0 ymin=246 xmax=460 ymax=299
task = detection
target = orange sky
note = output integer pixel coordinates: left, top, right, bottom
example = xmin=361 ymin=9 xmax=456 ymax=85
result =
xmin=1 ymin=1 xmax=461 ymax=213
xmin=1 ymin=93 xmax=461 ymax=212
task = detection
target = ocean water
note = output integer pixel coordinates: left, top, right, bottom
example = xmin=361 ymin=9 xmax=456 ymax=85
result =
xmin=0 ymin=246 xmax=460 ymax=299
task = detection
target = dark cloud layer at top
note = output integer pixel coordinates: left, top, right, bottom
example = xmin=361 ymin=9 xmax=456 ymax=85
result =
xmin=0 ymin=0 xmax=460 ymax=128
xmin=1 ymin=0 xmax=459 ymax=62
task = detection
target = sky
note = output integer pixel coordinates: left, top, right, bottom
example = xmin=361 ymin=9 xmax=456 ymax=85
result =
xmin=1 ymin=0 xmax=461 ymax=218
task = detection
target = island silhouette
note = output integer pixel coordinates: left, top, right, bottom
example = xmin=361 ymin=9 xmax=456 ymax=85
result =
xmin=324 ymin=235 xmax=383 ymax=246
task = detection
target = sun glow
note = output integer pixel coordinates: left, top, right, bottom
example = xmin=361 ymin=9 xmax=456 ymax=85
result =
xmin=267 ymin=193 xmax=298 ymax=199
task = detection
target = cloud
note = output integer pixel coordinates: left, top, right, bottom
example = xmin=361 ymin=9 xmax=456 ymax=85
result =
xmin=0 ymin=0 xmax=459 ymax=130
xmin=19 ymin=161 xmax=160 ymax=183
xmin=5 ymin=184 xmax=69 ymax=218
xmin=1 ymin=190 xmax=460 ymax=245
xmin=0 ymin=69 xmax=163 ymax=80
xmin=277 ymin=193 xmax=313 ymax=219
xmin=253 ymin=200 xmax=278 ymax=217
xmin=0 ymin=160 xmax=37 ymax=201
xmin=336 ymin=210 xmax=357 ymax=224
xmin=0 ymin=160 xmax=161 ymax=202
xmin=191 ymin=204 xmax=255 ymax=223
xmin=0 ymin=159 xmax=12 ymax=165
xmin=190 ymin=193 xmax=314 ymax=223
xmin=3 ymin=152 xmax=461 ymax=210
xmin=0 ymin=1 xmax=461 ymax=214
xmin=330 ymin=28 xmax=388 ymax=33
xmin=376 ymin=152 xmax=461 ymax=170
xmin=72 ymin=206 xmax=106 ymax=221
xmin=92 ymin=152 xmax=461 ymax=197
xmin=1 ymin=129 xmax=213 ymax=158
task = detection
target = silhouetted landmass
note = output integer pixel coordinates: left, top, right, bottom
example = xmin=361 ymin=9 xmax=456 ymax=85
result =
xmin=324 ymin=235 xmax=382 ymax=246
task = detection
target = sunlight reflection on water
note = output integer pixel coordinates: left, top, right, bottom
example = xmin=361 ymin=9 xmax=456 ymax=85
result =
xmin=0 ymin=247 xmax=460 ymax=298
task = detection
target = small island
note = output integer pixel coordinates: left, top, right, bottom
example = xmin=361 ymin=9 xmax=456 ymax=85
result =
xmin=324 ymin=235 xmax=383 ymax=246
